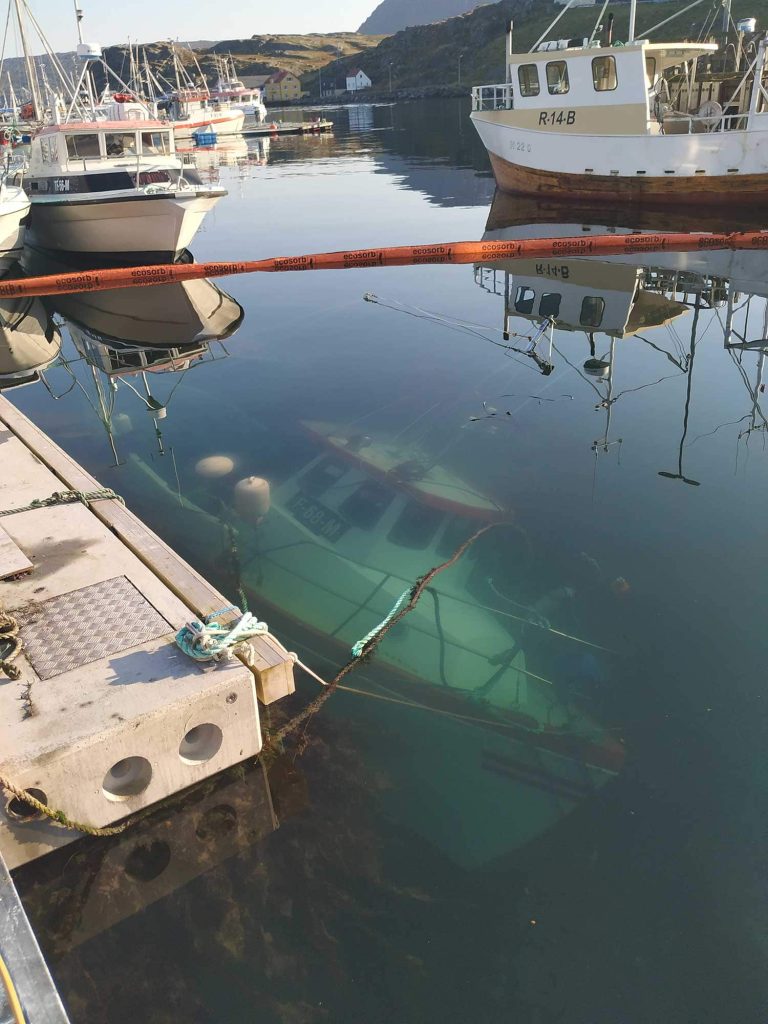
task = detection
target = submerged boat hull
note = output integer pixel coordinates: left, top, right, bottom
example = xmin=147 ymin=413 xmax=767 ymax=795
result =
xmin=27 ymin=188 xmax=224 ymax=261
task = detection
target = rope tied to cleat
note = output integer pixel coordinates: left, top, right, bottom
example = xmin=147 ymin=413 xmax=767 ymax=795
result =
xmin=0 ymin=488 xmax=124 ymax=518
xmin=175 ymin=606 xmax=270 ymax=663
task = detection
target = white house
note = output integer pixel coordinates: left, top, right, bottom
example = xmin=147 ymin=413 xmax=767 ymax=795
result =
xmin=346 ymin=68 xmax=372 ymax=91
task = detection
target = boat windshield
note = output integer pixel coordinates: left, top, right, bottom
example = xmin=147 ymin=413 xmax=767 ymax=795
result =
xmin=65 ymin=133 xmax=100 ymax=159
xmin=105 ymin=132 xmax=137 ymax=157
xmin=141 ymin=131 xmax=171 ymax=155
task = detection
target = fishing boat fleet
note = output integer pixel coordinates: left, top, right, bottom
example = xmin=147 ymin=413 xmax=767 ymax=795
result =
xmin=0 ymin=0 xmax=334 ymax=265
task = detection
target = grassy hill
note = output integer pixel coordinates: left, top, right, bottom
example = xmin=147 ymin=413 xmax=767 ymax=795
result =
xmin=306 ymin=0 xmax=768 ymax=93
xmin=359 ymin=0 xmax=489 ymax=35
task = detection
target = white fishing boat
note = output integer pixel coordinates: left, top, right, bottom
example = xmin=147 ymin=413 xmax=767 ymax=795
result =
xmin=471 ymin=2 xmax=768 ymax=203
xmin=0 ymin=175 xmax=29 ymax=268
xmin=158 ymin=89 xmax=246 ymax=139
xmin=209 ymin=56 xmax=268 ymax=122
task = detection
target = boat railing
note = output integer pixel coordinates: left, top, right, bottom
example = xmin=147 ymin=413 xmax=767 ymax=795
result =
xmin=657 ymin=111 xmax=749 ymax=134
xmin=472 ymin=83 xmax=514 ymax=112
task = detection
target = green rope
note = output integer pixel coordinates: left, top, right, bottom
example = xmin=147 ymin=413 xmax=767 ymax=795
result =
xmin=352 ymin=587 xmax=413 ymax=658
xmin=0 ymin=488 xmax=124 ymax=517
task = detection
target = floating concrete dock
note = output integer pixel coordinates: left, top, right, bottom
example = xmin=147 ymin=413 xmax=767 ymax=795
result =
xmin=0 ymin=395 xmax=295 ymax=870
xmin=241 ymin=119 xmax=333 ymax=137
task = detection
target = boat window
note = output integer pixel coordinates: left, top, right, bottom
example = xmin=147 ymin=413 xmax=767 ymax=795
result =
xmin=645 ymin=56 xmax=656 ymax=85
xmin=339 ymin=481 xmax=396 ymax=529
xmin=592 ymin=56 xmax=617 ymax=91
xmin=141 ymin=131 xmax=171 ymax=155
xmin=514 ymin=286 xmax=536 ymax=314
xmin=40 ymin=136 xmax=55 ymax=163
xmin=65 ymin=133 xmax=100 ymax=159
xmin=517 ymin=64 xmax=540 ymax=98
xmin=105 ymin=132 xmax=137 ymax=157
xmin=580 ymin=296 xmax=605 ymax=327
xmin=299 ymin=457 xmax=348 ymax=496
xmin=546 ymin=61 xmax=569 ymax=95
xmin=539 ymin=293 xmax=562 ymax=318
xmin=388 ymin=501 xmax=444 ymax=549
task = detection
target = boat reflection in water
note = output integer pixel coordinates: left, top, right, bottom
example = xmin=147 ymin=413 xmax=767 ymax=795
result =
xmin=0 ymin=265 xmax=61 ymax=392
xmin=21 ymin=248 xmax=244 ymax=463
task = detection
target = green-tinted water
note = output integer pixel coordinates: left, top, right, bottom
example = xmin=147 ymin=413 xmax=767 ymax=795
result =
xmin=7 ymin=100 xmax=768 ymax=1023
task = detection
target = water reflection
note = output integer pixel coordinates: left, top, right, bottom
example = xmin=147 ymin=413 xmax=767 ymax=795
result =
xmin=0 ymin=266 xmax=61 ymax=392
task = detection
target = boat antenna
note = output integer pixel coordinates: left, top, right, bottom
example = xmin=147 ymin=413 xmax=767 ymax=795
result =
xmin=73 ymin=0 xmax=84 ymax=44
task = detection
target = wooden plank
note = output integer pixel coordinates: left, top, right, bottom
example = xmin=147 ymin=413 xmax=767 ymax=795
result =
xmin=0 ymin=398 xmax=295 ymax=704
xmin=0 ymin=523 xmax=32 ymax=580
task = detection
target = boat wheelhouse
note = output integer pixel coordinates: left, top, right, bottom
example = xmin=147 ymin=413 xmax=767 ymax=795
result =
xmin=210 ymin=58 xmax=268 ymax=122
xmin=471 ymin=8 xmax=768 ymax=203
xmin=23 ymin=119 xmax=226 ymax=260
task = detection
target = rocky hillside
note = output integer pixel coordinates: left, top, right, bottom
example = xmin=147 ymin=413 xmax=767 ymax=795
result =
xmin=359 ymin=0 xmax=489 ymax=35
xmin=310 ymin=0 xmax=768 ymax=94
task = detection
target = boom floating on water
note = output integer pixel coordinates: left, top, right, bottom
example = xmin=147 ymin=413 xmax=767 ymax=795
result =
xmin=4 ymin=231 xmax=768 ymax=299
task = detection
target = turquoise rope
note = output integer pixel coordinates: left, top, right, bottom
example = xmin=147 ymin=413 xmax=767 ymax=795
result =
xmin=352 ymin=587 xmax=412 ymax=658
xmin=176 ymin=607 xmax=269 ymax=663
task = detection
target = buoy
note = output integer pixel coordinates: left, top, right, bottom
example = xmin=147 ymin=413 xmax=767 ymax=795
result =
xmin=234 ymin=476 xmax=271 ymax=524
xmin=584 ymin=358 xmax=611 ymax=377
xmin=195 ymin=455 xmax=236 ymax=479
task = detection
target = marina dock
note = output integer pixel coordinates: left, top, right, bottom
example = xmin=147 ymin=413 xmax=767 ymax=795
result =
xmin=0 ymin=396 xmax=295 ymax=871
xmin=241 ymin=119 xmax=333 ymax=137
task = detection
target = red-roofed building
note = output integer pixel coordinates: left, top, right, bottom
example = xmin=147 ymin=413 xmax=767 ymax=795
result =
xmin=264 ymin=70 xmax=302 ymax=103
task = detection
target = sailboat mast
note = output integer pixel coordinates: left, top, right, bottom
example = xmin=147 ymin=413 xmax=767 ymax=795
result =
xmin=13 ymin=0 xmax=41 ymax=118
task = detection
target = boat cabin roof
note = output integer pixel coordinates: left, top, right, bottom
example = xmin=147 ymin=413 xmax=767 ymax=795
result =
xmin=517 ymin=39 xmax=718 ymax=64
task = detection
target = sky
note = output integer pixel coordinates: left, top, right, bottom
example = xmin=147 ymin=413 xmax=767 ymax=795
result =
xmin=13 ymin=0 xmax=379 ymax=53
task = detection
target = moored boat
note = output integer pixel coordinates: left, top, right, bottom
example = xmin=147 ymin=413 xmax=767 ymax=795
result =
xmin=471 ymin=5 xmax=768 ymax=203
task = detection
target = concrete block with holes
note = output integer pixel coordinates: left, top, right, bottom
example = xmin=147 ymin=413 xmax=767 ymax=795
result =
xmin=0 ymin=398 xmax=294 ymax=869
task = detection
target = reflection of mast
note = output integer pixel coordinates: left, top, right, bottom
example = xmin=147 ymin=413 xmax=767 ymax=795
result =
xmin=658 ymin=290 xmax=701 ymax=487
xmin=89 ymin=361 xmax=123 ymax=467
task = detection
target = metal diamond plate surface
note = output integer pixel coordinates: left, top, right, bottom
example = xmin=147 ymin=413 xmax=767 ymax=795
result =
xmin=21 ymin=576 xmax=171 ymax=680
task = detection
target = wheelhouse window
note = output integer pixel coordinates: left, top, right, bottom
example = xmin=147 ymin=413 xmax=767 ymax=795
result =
xmin=539 ymin=293 xmax=562 ymax=318
xmin=580 ymin=296 xmax=605 ymax=327
xmin=592 ymin=56 xmax=617 ymax=91
xmin=546 ymin=61 xmax=569 ymax=95
xmin=518 ymin=64 xmax=540 ymax=98
xmin=339 ymin=481 xmax=395 ymax=529
xmin=141 ymin=131 xmax=171 ymax=155
xmin=105 ymin=133 xmax=137 ymax=157
xmin=645 ymin=56 xmax=656 ymax=85
xmin=40 ymin=136 xmax=56 ymax=163
xmin=514 ymin=286 xmax=536 ymax=314
xmin=65 ymin=133 xmax=100 ymax=159
xmin=388 ymin=502 xmax=444 ymax=549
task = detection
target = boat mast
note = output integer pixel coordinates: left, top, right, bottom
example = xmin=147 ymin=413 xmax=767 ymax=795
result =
xmin=73 ymin=0 xmax=84 ymax=43
xmin=628 ymin=0 xmax=637 ymax=43
xmin=13 ymin=0 xmax=41 ymax=119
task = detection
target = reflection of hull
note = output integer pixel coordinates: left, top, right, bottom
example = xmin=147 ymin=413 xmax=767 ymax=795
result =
xmin=485 ymin=190 xmax=768 ymax=235
xmin=118 ymin=425 xmax=624 ymax=867
xmin=25 ymin=250 xmax=245 ymax=348
xmin=0 ymin=283 xmax=60 ymax=390
xmin=28 ymin=188 xmax=225 ymax=261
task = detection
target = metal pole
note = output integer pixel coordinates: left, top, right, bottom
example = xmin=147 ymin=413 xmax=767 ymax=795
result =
xmin=73 ymin=0 xmax=83 ymax=44
xmin=388 ymin=62 xmax=393 ymax=91
xmin=458 ymin=53 xmax=464 ymax=85
xmin=530 ymin=0 xmax=577 ymax=53
xmin=14 ymin=0 xmax=42 ymax=119
xmin=628 ymin=0 xmax=637 ymax=42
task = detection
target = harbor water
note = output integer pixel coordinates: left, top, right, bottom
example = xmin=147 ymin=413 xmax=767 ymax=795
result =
xmin=8 ymin=99 xmax=768 ymax=1023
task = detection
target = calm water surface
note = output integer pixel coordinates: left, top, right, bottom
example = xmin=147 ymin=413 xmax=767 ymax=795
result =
xmin=8 ymin=100 xmax=768 ymax=1023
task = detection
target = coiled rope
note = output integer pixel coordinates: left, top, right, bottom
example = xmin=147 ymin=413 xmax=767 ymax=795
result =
xmin=175 ymin=606 xmax=270 ymax=662
xmin=0 ymin=488 xmax=124 ymax=518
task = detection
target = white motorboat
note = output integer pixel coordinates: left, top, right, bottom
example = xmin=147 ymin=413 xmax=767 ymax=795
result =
xmin=158 ymin=89 xmax=246 ymax=139
xmin=0 ymin=176 xmax=29 ymax=269
xmin=0 ymin=275 xmax=60 ymax=391
xmin=23 ymin=114 xmax=225 ymax=261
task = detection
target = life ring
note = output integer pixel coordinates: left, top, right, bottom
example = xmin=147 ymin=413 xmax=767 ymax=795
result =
xmin=20 ymin=103 xmax=34 ymax=120
xmin=113 ymin=93 xmax=134 ymax=103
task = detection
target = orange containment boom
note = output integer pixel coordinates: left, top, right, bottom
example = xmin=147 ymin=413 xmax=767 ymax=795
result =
xmin=4 ymin=231 xmax=768 ymax=299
